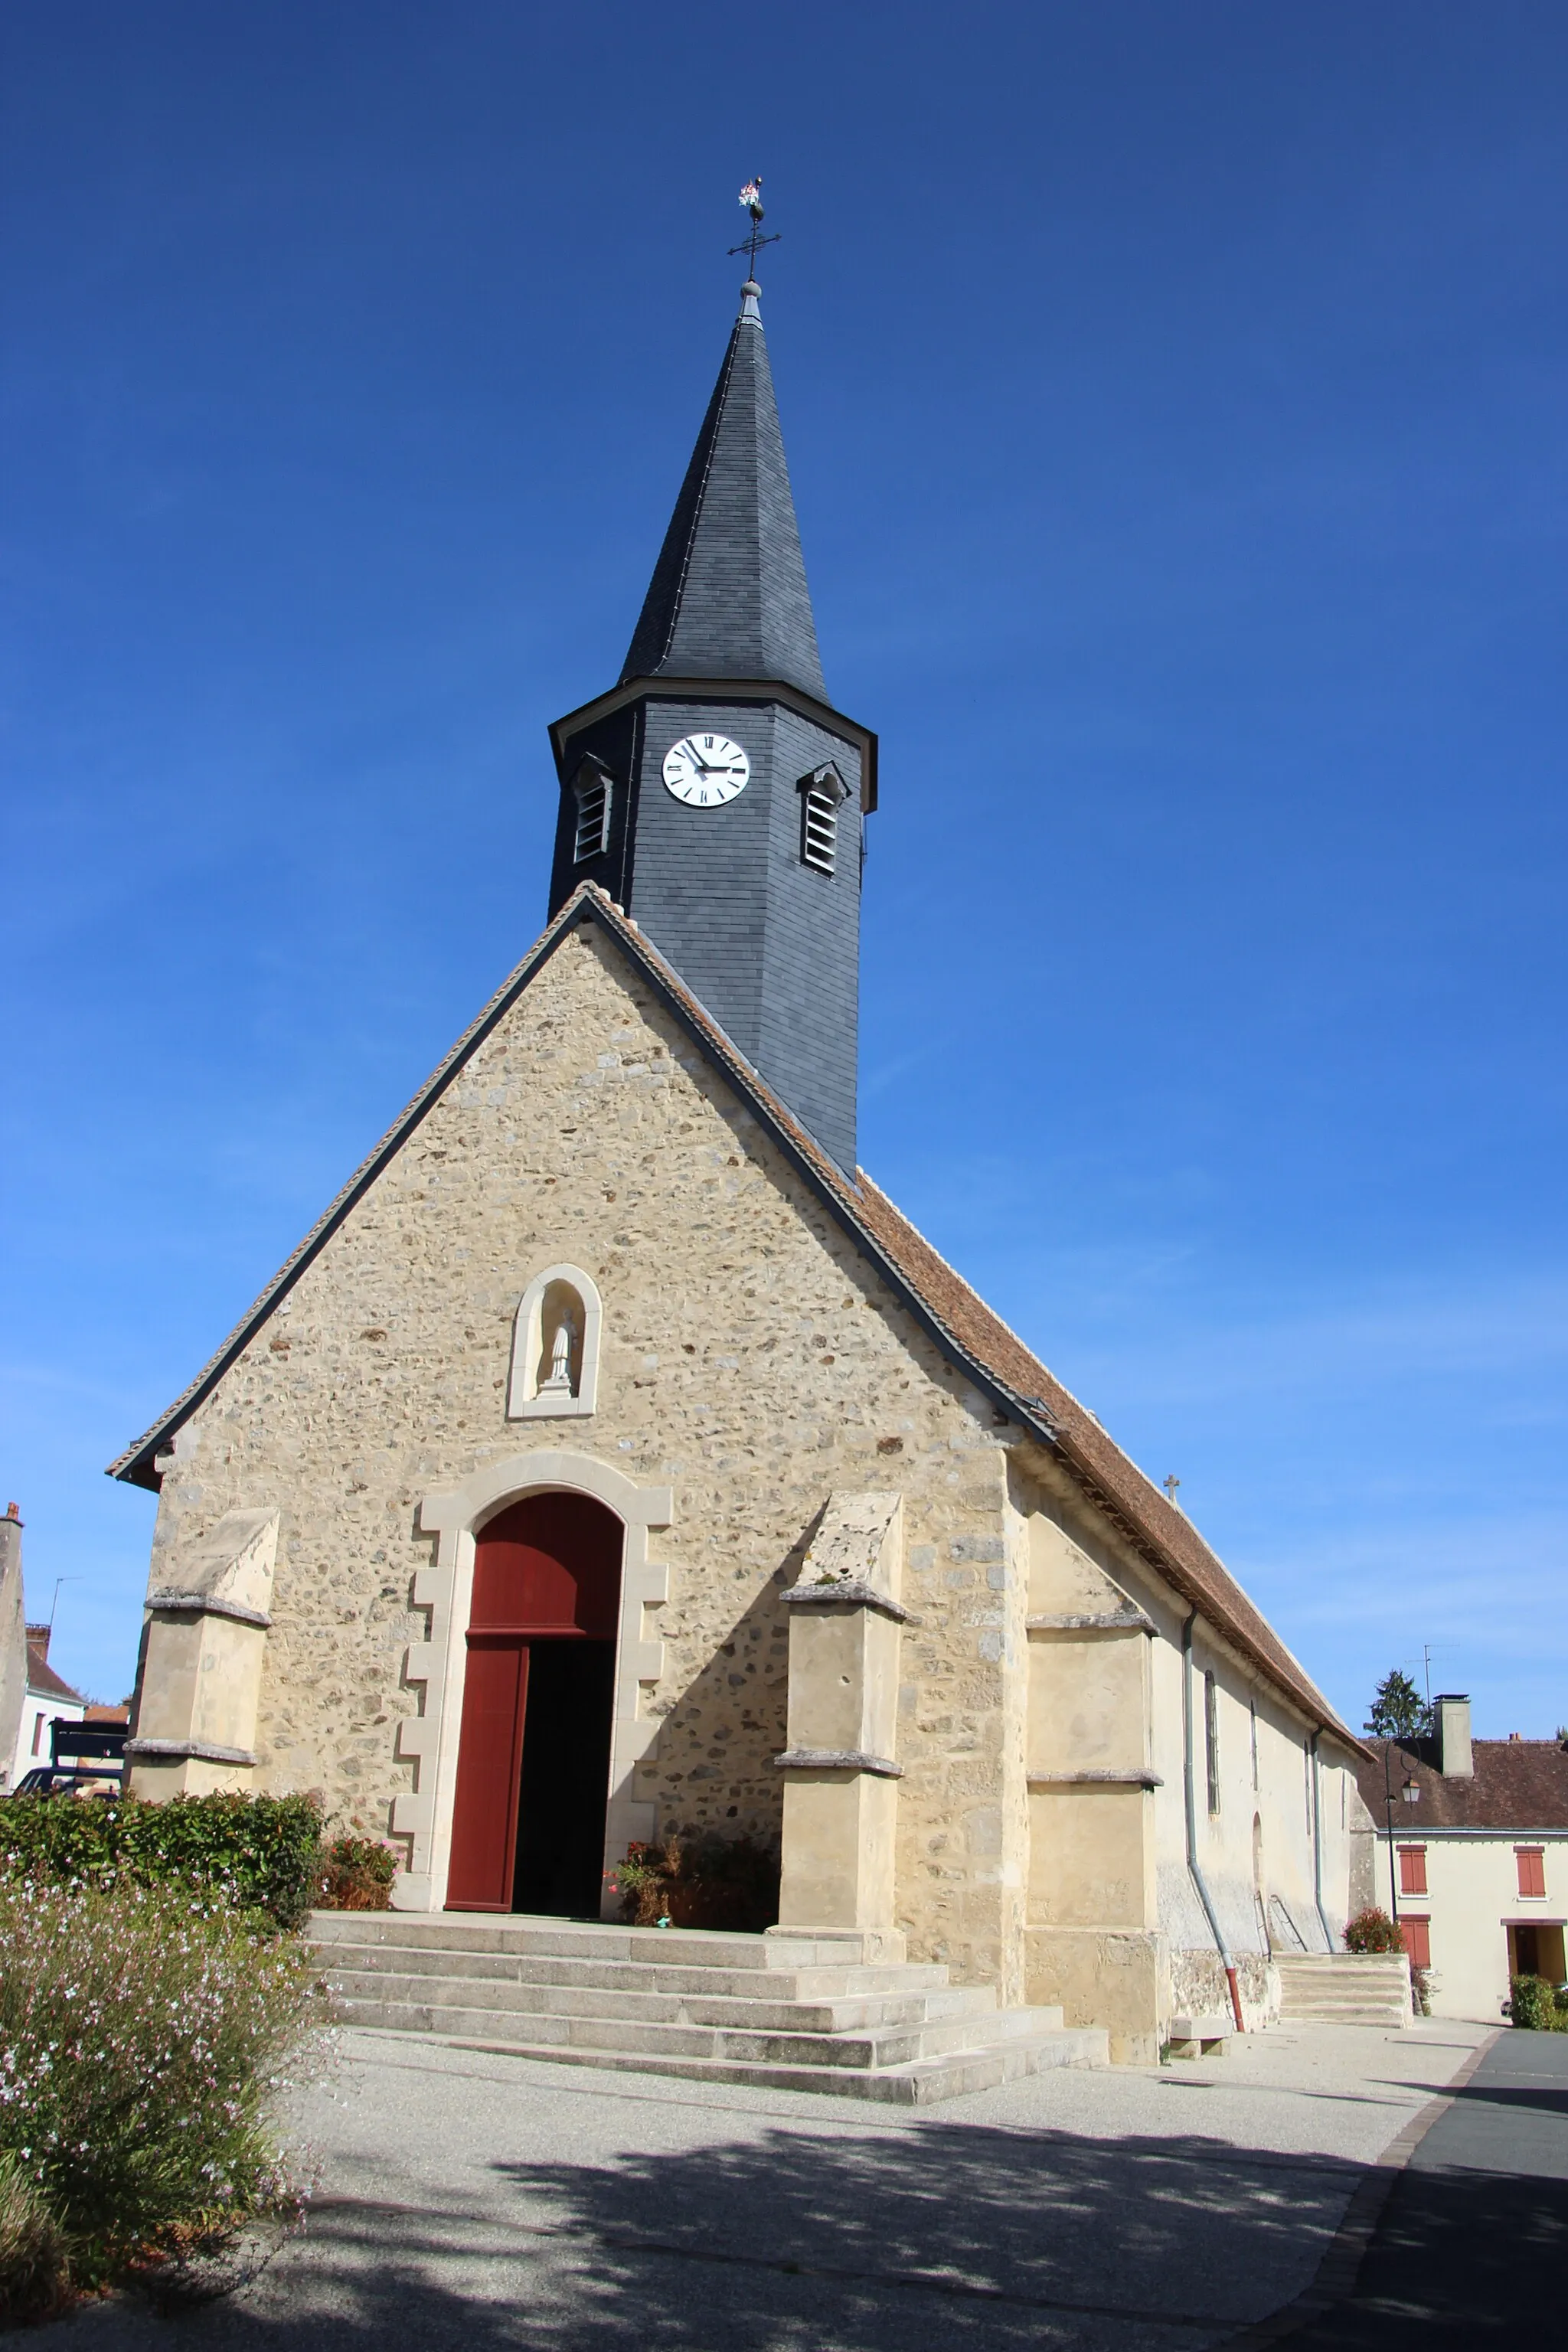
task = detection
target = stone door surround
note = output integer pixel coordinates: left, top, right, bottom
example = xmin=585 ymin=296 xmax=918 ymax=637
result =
xmin=392 ymin=1449 xmax=671 ymax=1914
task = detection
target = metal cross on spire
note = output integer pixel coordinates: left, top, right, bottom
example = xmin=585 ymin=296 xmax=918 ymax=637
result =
xmin=728 ymin=178 xmax=781 ymax=278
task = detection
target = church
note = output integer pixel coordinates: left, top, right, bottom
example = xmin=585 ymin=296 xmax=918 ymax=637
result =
xmin=113 ymin=262 xmax=1365 ymax=2070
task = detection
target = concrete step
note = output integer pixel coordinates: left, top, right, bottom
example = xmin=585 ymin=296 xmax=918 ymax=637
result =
xmin=311 ymin=1912 xmax=897 ymax=1973
xmin=1285 ymin=2009 xmax=1410 ymax=2026
xmin=1276 ymin=1956 xmax=1410 ymax=1976
xmin=330 ymin=1992 xmax=1067 ymax=2070
xmin=315 ymin=1942 xmax=954 ymax=2003
xmin=319 ymin=1965 xmax=1000 ymax=2036
xmin=340 ymin=2020 xmax=1109 ymax=2105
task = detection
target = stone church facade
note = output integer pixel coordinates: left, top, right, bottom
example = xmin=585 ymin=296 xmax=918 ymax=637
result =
xmin=113 ymin=274 xmax=1364 ymax=2063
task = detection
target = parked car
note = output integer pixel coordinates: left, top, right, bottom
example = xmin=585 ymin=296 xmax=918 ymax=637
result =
xmin=6 ymin=1720 xmax=129 ymax=1798
xmin=9 ymin=1763 xmax=122 ymax=1797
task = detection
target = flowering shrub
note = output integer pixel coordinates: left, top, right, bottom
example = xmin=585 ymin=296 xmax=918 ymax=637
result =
xmin=0 ymin=1877 xmax=327 ymax=2303
xmin=1343 ymin=1906 xmax=1404 ymax=1955
xmin=616 ymin=1831 xmax=779 ymax=1932
xmin=0 ymin=1792 xmax=323 ymax=1928
xmin=314 ymin=1834 xmax=398 ymax=1911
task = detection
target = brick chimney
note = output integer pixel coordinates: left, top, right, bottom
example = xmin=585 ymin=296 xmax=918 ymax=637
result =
xmin=1434 ymin=1693 xmax=1473 ymax=1779
xmin=25 ymin=1622 xmax=50 ymax=1661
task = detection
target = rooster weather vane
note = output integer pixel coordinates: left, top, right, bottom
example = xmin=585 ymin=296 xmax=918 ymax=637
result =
xmin=729 ymin=178 xmax=781 ymax=278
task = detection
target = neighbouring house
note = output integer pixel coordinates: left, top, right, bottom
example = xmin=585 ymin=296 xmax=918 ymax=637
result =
xmin=1357 ymin=1694 xmax=1568 ymax=2019
xmin=14 ymin=1623 xmax=87 ymax=1784
xmin=111 ymin=266 xmax=1370 ymax=2064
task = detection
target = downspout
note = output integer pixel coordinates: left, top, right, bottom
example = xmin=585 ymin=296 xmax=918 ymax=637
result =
xmin=1182 ymin=1610 xmax=1244 ymax=2033
xmin=1309 ymin=1732 xmax=1334 ymax=1954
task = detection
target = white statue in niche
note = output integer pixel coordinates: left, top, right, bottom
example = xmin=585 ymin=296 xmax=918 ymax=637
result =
xmin=539 ymin=1312 xmax=577 ymax=1396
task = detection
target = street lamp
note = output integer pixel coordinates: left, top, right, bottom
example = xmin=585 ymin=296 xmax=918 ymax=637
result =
xmin=1383 ymin=1749 xmax=1422 ymax=1922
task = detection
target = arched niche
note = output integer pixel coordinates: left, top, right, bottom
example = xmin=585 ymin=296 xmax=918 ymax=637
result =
xmin=508 ymin=1263 xmax=602 ymax=1420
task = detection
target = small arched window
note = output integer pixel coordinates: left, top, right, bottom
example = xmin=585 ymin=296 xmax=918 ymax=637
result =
xmin=572 ymin=756 xmax=612 ymax=864
xmin=1204 ymin=1671 xmax=1221 ymax=1816
xmin=799 ymin=762 xmax=849 ymax=874
xmin=507 ymin=1264 xmax=603 ymax=1420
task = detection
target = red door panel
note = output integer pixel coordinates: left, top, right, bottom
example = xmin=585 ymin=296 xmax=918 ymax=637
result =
xmin=470 ymin=1494 xmax=622 ymax=1635
xmin=446 ymin=1638 xmax=529 ymax=1911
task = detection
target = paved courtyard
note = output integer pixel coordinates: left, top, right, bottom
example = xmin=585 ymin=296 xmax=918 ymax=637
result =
xmin=45 ymin=2019 xmax=1503 ymax=2350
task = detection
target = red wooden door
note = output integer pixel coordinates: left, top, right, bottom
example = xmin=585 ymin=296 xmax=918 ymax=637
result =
xmin=446 ymin=1494 xmax=622 ymax=1913
xmin=446 ymin=1639 xmax=531 ymax=1911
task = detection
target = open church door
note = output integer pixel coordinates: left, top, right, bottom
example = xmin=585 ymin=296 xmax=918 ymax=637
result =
xmin=446 ymin=1493 xmax=622 ymax=1914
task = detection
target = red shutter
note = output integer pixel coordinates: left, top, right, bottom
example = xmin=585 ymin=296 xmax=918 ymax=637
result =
xmin=1401 ymin=1916 xmax=1431 ymax=1970
xmin=1517 ymin=1847 xmax=1547 ymax=1899
xmin=1398 ymin=1845 xmax=1427 ymax=1896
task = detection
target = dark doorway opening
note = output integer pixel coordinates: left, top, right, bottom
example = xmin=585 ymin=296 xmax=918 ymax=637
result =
xmin=514 ymin=1641 xmax=616 ymax=1916
xmin=446 ymin=1491 xmax=622 ymax=1916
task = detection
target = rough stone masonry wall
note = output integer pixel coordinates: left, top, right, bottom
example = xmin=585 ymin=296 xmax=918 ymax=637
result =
xmin=142 ymin=927 xmax=1028 ymax=1990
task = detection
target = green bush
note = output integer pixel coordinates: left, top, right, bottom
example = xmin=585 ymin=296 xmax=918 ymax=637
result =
xmin=314 ymin=1833 xmax=398 ymax=1911
xmin=1343 ymin=1906 xmax=1404 ymax=1955
xmin=0 ymin=1876 xmax=325 ymax=2296
xmin=617 ymin=1831 xmax=779 ymax=1932
xmin=0 ymin=1792 xmax=323 ymax=1928
xmin=1508 ymin=1973 xmax=1568 ymax=2031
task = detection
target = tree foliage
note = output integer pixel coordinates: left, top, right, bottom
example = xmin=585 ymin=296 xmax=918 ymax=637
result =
xmin=1364 ymin=1668 xmax=1430 ymax=1742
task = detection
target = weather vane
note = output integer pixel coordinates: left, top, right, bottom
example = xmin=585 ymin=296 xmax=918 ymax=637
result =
xmin=729 ymin=178 xmax=781 ymax=278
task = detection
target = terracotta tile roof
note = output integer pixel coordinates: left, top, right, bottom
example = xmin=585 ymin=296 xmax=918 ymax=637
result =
xmin=25 ymin=1644 xmax=84 ymax=1706
xmin=107 ymin=884 xmax=1357 ymax=1747
xmin=1358 ymin=1738 xmax=1568 ymax=1833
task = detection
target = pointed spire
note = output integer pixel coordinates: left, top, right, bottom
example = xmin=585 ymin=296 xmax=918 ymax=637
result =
xmin=621 ymin=284 xmax=827 ymax=700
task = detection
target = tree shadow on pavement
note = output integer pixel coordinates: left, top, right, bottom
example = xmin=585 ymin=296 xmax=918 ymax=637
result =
xmin=52 ymin=2118 xmax=1380 ymax=2352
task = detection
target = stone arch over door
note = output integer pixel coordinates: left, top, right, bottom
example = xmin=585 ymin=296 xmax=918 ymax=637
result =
xmin=394 ymin=1452 xmax=672 ymax=1914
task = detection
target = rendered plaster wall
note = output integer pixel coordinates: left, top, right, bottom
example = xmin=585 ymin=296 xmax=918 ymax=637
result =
xmin=1016 ymin=1474 xmax=1161 ymax=2057
xmin=139 ymin=927 xmax=1026 ymax=1990
xmin=1011 ymin=1452 xmax=1356 ymax=2043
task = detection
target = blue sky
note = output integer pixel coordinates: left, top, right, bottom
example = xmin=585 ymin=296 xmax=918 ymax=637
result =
xmin=3 ymin=2 xmax=1564 ymax=1736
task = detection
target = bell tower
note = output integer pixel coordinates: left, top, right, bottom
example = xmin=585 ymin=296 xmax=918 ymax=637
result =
xmin=545 ymin=273 xmax=877 ymax=1174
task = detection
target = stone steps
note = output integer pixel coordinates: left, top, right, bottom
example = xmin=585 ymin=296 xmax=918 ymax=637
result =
xmin=312 ymin=1911 xmax=1109 ymax=2104
xmin=1275 ymin=1953 xmax=1413 ymax=2028
xmin=325 ymin=1964 xmax=998 ymax=2035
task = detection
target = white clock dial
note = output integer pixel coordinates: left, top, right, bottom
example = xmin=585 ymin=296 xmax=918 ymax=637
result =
xmin=662 ymin=732 xmax=750 ymax=806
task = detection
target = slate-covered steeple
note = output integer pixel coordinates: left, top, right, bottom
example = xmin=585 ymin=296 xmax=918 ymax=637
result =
xmin=621 ymin=285 xmax=827 ymax=701
xmin=547 ymin=276 xmax=877 ymax=1175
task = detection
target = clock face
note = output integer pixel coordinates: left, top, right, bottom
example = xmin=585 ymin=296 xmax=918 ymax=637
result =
xmin=662 ymin=732 xmax=750 ymax=806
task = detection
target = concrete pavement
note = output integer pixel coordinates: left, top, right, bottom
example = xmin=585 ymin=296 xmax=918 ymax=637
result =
xmin=39 ymin=2019 xmax=1501 ymax=2350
